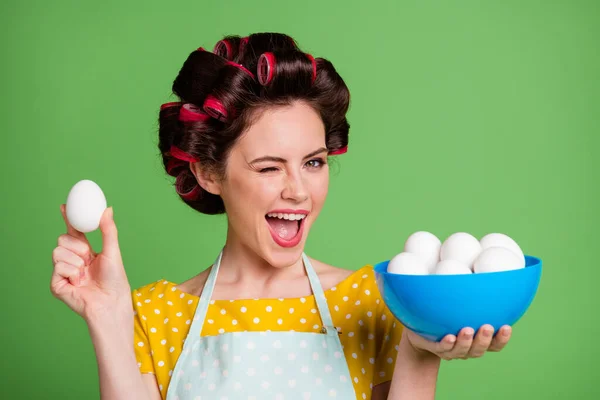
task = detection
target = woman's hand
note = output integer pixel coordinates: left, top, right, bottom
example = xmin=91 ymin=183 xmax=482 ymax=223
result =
xmin=50 ymin=204 xmax=132 ymax=323
xmin=405 ymin=324 xmax=512 ymax=361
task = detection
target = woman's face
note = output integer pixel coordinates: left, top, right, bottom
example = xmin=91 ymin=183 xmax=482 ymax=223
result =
xmin=218 ymin=101 xmax=329 ymax=268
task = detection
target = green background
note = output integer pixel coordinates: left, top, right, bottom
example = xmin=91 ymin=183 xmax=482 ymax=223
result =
xmin=2 ymin=0 xmax=598 ymax=398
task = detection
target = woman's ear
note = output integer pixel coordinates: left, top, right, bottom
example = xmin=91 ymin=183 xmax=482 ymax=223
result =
xmin=189 ymin=162 xmax=221 ymax=195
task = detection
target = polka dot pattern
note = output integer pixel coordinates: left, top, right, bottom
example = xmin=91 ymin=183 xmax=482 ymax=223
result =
xmin=133 ymin=265 xmax=403 ymax=400
xmin=168 ymin=330 xmax=357 ymax=398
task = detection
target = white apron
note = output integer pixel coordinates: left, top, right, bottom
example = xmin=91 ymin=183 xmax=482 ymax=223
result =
xmin=165 ymin=251 xmax=358 ymax=399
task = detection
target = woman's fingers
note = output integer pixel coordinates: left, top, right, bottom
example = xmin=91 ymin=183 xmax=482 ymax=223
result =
xmin=489 ymin=325 xmax=512 ymax=352
xmin=97 ymin=207 xmax=121 ymax=260
xmin=51 ymin=261 xmax=83 ymax=293
xmin=57 ymin=234 xmax=95 ymax=265
xmin=442 ymin=327 xmax=474 ymax=359
xmin=467 ymin=325 xmax=495 ymax=358
xmin=436 ymin=335 xmax=457 ymax=354
xmin=432 ymin=325 xmax=512 ymax=361
xmin=59 ymin=204 xmax=96 ymax=264
xmin=52 ymin=246 xmax=85 ymax=269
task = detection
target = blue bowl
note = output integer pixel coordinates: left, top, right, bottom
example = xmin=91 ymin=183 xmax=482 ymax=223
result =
xmin=373 ymin=255 xmax=542 ymax=342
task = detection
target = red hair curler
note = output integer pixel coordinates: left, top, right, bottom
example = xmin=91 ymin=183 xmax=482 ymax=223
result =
xmin=179 ymin=103 xmax=211 ymax=123
xmin=166 ymin=158 xmax=187 ymax=177
xmin=160 ymin=102 xmax=181 ymax=110
xmin=226 ymin=61 xmax=255 ymax=79
xmin=175 ymin=173 xmax=202 ymax=201
xmin=305 ymin=54 xmax=317 ymax=84
xmin=170 ymin=145 xmax=200 ymax=163
xmin=257 ymin=52 xmax=276 ymax=86
xmin=196 ymin=47 xmax=206 ymax=52
xmin=213 ymin=39 xmax=233 ymax=60
xmin=328 ymin=145 xmax=348 ymax=155
xmin=203 ymin=95 xmax=228 ymax=121
xmin=239 ymin=36 xmax=249 ymax=55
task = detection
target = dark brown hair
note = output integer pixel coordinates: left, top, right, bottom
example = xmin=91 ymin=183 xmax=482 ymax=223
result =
xmin=158 ymin=32 xmax=350 ymax=214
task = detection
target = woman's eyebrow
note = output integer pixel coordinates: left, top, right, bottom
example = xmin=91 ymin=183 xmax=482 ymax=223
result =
xmin=249 ymin=147 xmax=328 ymax=164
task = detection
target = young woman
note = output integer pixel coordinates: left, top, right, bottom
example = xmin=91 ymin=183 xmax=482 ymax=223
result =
xmin=50 ymin=32 xmax=511 ymax=400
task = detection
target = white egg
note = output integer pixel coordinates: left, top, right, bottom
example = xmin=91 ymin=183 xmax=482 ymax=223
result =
xmin=387 ymin=252 xmax=429 ymax=275
xmin=404 ymin=231 xmax=441 ymax=273
xmin=433 ymin=259 xmax=473 ymax=275
xmin=65 ymin=180 xmax=107 ymax=233
xmin=480 ymin=233 xmax=525 ymax=268
xmin=473 ymin=247 xmax=525 ymax=273
xmin=440 ymin=232 xmax=482 ymax=270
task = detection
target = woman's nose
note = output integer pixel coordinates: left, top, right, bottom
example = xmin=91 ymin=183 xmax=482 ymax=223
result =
xmin=281 ymin=173 xmax=309 ymax=202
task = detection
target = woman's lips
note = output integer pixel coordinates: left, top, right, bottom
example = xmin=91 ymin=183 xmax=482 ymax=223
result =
xmin=265 ymin=214 xmax=306 ymax=248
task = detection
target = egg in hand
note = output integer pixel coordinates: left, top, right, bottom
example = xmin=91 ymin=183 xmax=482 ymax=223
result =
xmin=65 ymin=179 xmax=107 ymax=233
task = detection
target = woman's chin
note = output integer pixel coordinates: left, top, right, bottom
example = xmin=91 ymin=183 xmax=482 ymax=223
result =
xmin=262 ymin=225 xmax=311 ymax=268
xmin=264 ymin=241 xmax=306 ymax=268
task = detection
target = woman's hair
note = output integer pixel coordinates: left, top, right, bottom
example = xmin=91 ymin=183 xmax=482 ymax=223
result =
xmin=157 ymin=32 xmax=350 ymax=215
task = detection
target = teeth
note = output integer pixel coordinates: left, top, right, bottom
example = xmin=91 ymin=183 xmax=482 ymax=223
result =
xmin=267 ymin=213 xmax=307 ymax=221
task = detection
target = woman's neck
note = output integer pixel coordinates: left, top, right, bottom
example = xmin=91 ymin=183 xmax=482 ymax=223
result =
xmin=216 ymin=226 xmax=307 ymax=289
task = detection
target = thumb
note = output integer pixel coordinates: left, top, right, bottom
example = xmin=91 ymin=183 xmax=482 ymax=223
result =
xmin=99 ymin=207 xmax=121 ymax=259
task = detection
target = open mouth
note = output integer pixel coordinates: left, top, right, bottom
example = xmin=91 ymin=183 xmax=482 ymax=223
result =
xmin=265 ymin=211 xmax=307 ymax=248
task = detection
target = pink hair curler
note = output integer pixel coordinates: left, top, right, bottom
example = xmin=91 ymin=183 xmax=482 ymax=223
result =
xmin=160 ymin=102 xmax=182 ymax=110
xmin=239 ymin=36 xmax=249 ymax=55
xmin=305 ymin=54 xmax=317 ymax=84
xmin=170 ymin=145 xmax=200 ymax=163
xmin=257 ymin=52 xmax=276 ymax=86
xmin=203 ymin=95 xmax=228 ymax=121
xmin=179 ymin=103 xmax=211 ymax=123
xmin=175 ymin=173 xmax=202 ymax=201
xmin=166 ymin=158 xmax=187 ymax=177
xmin=226 ymin=61 xmax=255 ymax=79
xmin=213 ymin=39 xmax=233 ymax=60
xmin=328 ymin=145 xmax=348 ymax=155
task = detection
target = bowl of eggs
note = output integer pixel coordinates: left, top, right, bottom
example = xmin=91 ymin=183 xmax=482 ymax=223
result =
xmin=373 ymin=232 xmax=542 ymax=342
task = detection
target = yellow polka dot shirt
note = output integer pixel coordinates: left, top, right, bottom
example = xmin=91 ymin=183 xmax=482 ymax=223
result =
xmin=133 ymin=265 xmax=403 ymax=399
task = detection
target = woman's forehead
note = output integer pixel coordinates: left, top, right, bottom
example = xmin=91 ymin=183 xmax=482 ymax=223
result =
xmin=239 ymin=103 xmax=326 ymax=154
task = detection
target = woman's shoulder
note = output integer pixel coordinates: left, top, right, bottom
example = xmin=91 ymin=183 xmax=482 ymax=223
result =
xmin=132 ymin=277 xmax=200 ymax=307
xmin=132 ymin=278 xmax=169 ymax=297
xmin=313 ymin=261 xmax=381 ymax=299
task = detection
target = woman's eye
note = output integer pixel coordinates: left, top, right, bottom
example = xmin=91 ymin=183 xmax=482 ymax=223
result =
xmin=259 ymin=167 xmax=278 ymax=173
xmin=306 ymin=158 xmax=325 ymax=168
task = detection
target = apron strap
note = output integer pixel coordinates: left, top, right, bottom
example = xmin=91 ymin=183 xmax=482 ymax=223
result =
xmin=183 ymin=251 xmax=222 ymax=348
xmin=184 ymin=250 xmax=339 ymax=348
xmin=302 ymin=253 xmax=337 ymax=335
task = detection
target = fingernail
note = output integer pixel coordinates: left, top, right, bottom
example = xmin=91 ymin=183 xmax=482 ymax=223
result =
xmin=503 ymin=327 xmax=511 ymax=336
xmin=464 ymin=329 xmax=474 ymax=338
xmin=447 ymin=336 xmax=456 ymax=343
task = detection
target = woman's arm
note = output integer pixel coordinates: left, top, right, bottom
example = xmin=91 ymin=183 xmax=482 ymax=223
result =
xmin=372 ymin=382 xmax=391 ymax=400
xmin=87 ymin=311 xmax=161 ymax=400
xmin=372 ymin=330 xmax=441 ymax=400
